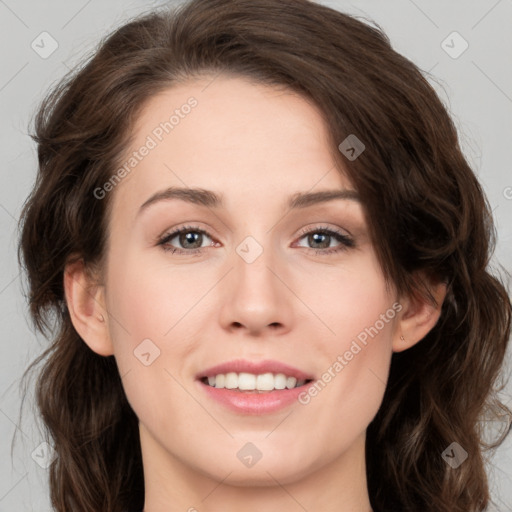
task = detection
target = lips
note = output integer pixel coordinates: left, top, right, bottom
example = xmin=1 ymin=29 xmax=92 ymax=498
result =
xmin=196 ymin=359 xmax=315 ymax=414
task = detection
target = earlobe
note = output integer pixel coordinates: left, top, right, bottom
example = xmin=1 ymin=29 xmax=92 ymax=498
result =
xmin=63 ymin=259 xmax=114 ymax=357
xmin=393 ymin=277 xmax=447 ymax=353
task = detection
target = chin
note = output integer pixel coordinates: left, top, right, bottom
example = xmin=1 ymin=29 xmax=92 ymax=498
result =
xmin=201 ymin=453 xmax=316 ymax=487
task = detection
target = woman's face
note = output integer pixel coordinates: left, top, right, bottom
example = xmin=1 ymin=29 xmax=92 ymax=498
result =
xmin=101 ymin=75 xmax=401 ymax=486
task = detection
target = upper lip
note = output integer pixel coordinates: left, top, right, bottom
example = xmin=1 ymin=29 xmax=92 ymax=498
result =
xmin=197 ymin=359 xmax=314 ymax=381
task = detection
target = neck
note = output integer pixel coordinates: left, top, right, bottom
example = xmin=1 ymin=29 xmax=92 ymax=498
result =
xmin=139 ymin=424 xmax=373 ymax=512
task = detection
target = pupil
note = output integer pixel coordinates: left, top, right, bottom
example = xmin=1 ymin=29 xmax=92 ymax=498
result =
xmin=180 ymin=232 xmax=202 ymax=248
xmin=310 ymin=233 xmax=329 ymax=249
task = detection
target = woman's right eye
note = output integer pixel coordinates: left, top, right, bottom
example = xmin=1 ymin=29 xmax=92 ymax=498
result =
xmin=157 ymin=226 xmax=215 ymax=254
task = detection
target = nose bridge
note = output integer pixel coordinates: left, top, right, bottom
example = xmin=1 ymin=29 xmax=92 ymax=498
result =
xmin=219 ymin=232 xmax=292 ymax=334
xmin=234 ymin=233 xmax=280 ymax=304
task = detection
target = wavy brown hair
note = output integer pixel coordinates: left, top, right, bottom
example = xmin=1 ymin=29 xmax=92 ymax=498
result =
xmin=16 ymin=0 xmax=511 ymax=511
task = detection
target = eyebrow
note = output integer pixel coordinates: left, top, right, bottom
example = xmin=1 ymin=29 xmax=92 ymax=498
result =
xmin=138 ymin=186 xmax=361 ymax=215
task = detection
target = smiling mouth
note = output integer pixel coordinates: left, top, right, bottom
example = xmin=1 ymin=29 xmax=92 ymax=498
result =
xmin=199 ymin=372 xmax=314 ymax=392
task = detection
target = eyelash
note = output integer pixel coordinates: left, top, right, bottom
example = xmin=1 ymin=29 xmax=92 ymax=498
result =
xmin=157 ymin=224 xmax=355 ymax=256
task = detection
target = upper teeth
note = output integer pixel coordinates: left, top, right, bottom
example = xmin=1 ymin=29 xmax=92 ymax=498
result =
xmin=207 ymin=372 xmax=305 ymax=391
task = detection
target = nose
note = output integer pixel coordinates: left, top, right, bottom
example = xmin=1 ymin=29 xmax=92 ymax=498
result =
xmin=218 ymin=240 xmax=294 ymax=337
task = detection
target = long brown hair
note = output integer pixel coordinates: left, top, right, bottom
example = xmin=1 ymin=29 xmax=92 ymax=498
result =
xmin=17 ymin=0 xmax=511 ymax=511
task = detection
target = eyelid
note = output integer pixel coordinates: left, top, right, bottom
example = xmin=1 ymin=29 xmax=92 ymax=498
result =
xmin=295 ymin=223 xmax=351 ymax=239
xmin=156 ymin=222 xmax=216 ymax=242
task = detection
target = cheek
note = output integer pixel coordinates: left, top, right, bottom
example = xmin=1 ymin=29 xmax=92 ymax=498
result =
xmin=299 ymin=250 xmax=395 ymax=345
xmin=296 ymin=253 xmax=396 ymax=430
xmin=105 ymin=250 xmax=211 ymax=344
xmin=102 ymin=253 xmax=218 ymax=416
xmin=103 ymin=253 xmax=205 ymax=425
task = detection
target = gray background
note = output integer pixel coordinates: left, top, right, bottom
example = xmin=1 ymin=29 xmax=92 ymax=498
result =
xmin=1 ymin=0 xmax=511 ymax=510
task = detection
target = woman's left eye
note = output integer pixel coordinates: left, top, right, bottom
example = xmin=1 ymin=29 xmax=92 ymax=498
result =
xmin=157 ymin=225 xmax=354 ymax=255
xmin=295 ymin=227 xmax=355 ymax=254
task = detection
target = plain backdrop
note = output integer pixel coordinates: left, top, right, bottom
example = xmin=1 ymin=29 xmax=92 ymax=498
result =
xmin=1 ymin=0 xmax=511 ymax=510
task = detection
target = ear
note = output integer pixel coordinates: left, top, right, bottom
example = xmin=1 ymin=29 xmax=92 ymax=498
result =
xmin=393 ymin=273 xmax=447 ymax=353
xmin=63 ymin=258 xmax=114 ymax=357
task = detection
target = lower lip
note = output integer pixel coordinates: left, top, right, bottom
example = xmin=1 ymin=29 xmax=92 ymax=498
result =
xmin=198 ymin=380 xmax=310 ymax=414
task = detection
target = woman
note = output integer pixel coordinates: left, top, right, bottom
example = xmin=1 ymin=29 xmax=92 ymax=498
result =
xmin=17 ymin=0 xmax=511 ymax=511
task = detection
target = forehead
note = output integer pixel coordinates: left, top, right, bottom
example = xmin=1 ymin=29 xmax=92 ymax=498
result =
xmin=109 ymin=75 xmax=353 ymax=219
